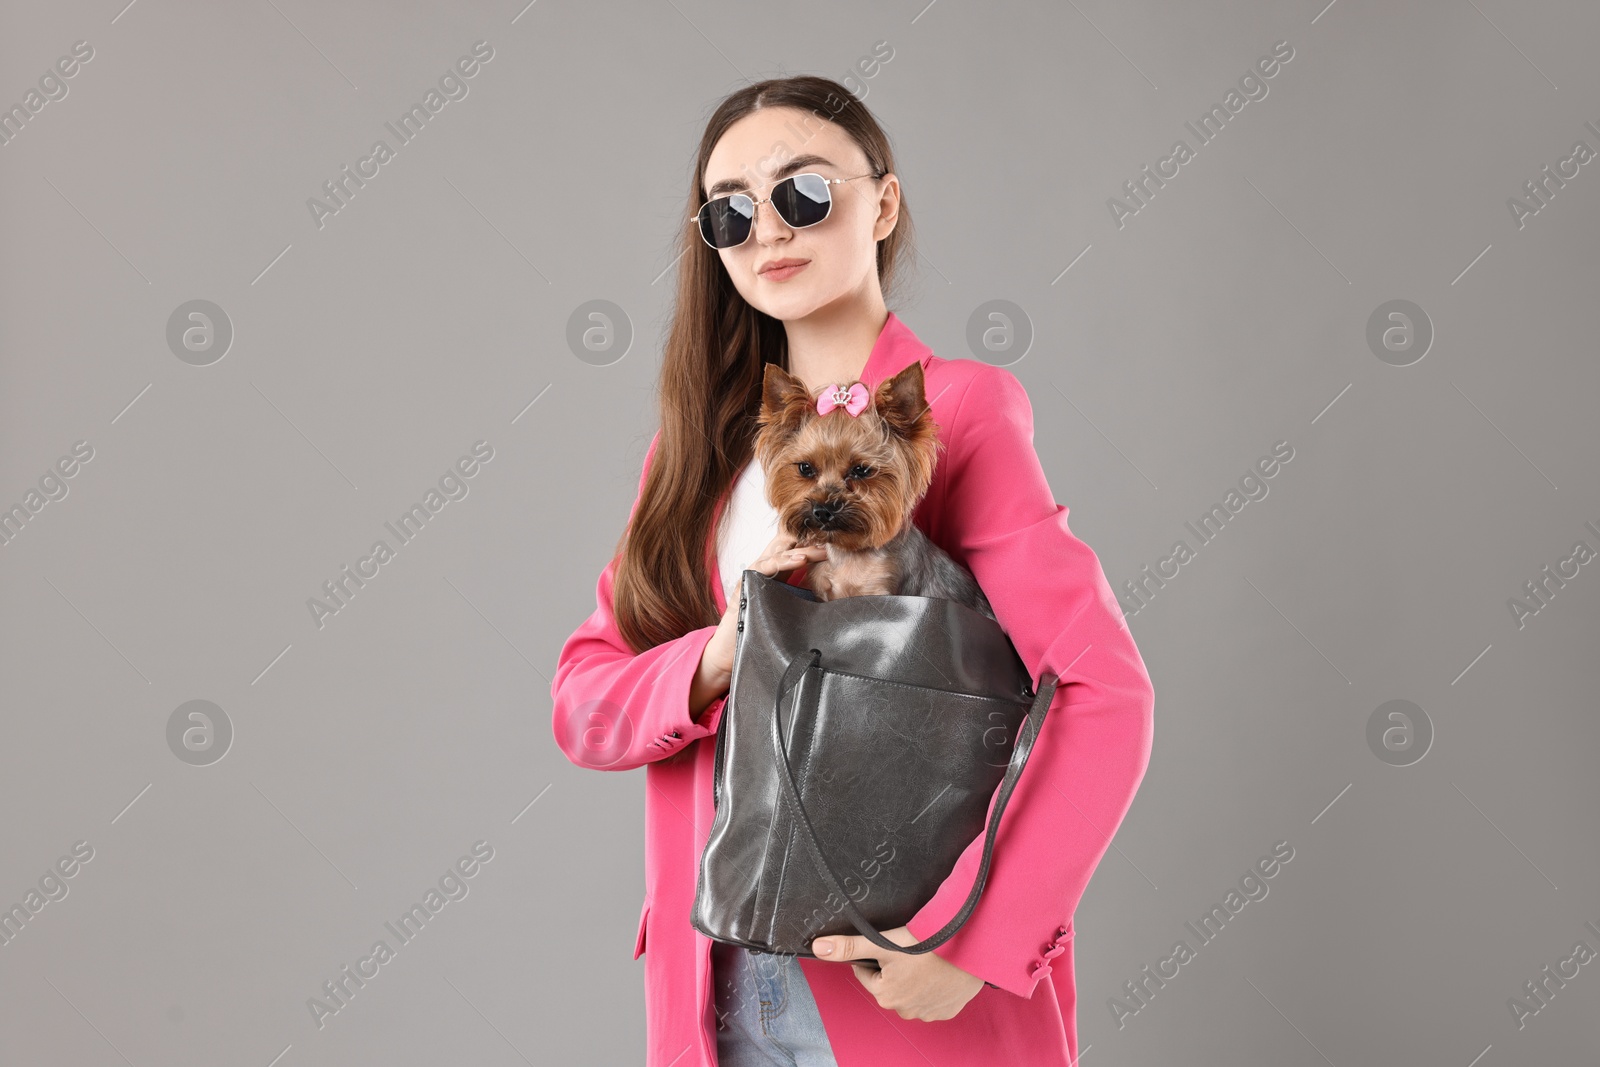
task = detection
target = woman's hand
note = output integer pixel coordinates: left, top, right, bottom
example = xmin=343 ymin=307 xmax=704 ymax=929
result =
xmin=810 ymin=927 xmax=986 ymax=1021
xmin=690 ymin=533 xmax=828 ymax=719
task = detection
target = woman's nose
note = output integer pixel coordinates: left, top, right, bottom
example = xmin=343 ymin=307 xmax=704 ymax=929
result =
xmin=750 ymin=198 xmax=793 ymax=244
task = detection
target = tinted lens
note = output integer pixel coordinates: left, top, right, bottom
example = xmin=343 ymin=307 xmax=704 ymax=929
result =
xmin=699 ymin=193 xmax=754 ymax=249
xmin=771 ymin=173 xmax=832 ymax=229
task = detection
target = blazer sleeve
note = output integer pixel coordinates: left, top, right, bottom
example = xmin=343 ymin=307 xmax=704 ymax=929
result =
xmin=902 ymin=362 xmax=1156 ymax=999
xmin=550 ymin=430 xmax=730 ymax=772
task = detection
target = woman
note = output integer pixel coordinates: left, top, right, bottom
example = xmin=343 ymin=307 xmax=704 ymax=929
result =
xmin=551 ymin=75 xmax=1155 ymax=1067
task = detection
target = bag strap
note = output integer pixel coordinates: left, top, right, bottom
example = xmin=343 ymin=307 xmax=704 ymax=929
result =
xmin=768 ymin=647 xmax=1058 ymax=958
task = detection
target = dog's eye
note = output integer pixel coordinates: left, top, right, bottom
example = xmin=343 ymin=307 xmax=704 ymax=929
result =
xmin=797 ymin=462 xmax=816 ymax=478
xmin=847 ymin=464 xmax=872 ymax=480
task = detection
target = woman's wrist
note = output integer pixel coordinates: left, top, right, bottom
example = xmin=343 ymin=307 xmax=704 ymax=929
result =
xmin=689 ymin=658 xmax=731 ymax=722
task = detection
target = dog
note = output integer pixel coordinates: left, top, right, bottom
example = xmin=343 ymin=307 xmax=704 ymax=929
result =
xmin=754 ymin=360 xmax=996 ymax=621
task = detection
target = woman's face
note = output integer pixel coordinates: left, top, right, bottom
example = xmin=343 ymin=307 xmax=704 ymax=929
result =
xmin=700 ymin=107 xmax=899 ymax=322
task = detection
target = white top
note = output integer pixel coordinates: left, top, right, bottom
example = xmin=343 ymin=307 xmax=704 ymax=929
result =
xmin=715 ymin=455 xmax=781 ymax=607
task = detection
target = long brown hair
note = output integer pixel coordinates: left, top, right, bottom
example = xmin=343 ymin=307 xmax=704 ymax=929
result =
xmin=611 ymin=76 xmax=916 ymax=654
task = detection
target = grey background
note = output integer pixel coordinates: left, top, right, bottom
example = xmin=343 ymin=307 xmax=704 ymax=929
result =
xmin=2 ymin=0 xmax=1597 ymax=1064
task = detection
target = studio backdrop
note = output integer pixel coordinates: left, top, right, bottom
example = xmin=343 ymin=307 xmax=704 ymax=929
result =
xmin=1 ymin=0 xmax=1597 ymax=1064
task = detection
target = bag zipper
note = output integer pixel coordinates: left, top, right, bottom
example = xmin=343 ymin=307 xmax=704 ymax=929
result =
xmin=713 ymin=587 xmax=748 ymax=810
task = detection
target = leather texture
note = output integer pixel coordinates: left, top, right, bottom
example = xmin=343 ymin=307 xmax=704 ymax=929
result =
xmin=691 ymin=568 xmax=1058 ymax=959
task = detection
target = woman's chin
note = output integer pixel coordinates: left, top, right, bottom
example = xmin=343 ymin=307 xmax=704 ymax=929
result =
xmin=741 ymin=286 xmax=832 ymax=323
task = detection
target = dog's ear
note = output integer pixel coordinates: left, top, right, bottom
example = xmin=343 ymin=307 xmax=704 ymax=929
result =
xmin=758 ymin=362 xmax=813 ymax=436
xmin=872 ymin=361 xmax=932 ymax=439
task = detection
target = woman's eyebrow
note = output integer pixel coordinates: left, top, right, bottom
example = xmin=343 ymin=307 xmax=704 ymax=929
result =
xmin=704 ymin=154 xmax=835 ymax=198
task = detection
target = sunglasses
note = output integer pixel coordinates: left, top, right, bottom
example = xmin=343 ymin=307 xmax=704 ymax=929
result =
xmin=690 ymin=171 xmax=882 ymax=250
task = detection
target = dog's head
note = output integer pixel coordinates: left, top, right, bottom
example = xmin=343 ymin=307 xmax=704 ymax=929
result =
xmin=754 ymin=361 xmax=941 ymax=552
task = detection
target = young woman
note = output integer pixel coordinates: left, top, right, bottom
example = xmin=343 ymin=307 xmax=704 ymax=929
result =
xmin=551 ymin=75 xmax=1155 ymax=1067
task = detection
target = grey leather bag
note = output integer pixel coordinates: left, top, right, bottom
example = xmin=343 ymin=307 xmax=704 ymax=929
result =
xmin=691 ymin=568 xmax=1059 ymax=962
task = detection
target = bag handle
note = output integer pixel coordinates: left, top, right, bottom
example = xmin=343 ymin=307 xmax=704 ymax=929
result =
xmin=768 ymin=647 xmax=1058 ymax=958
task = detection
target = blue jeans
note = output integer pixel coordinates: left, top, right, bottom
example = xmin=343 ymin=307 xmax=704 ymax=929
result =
xmin=711 ymin=941 xmax=841 ymax=1066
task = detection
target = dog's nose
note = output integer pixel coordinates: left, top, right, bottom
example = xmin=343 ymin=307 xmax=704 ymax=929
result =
xmin=810 ymin=502 xmax=836 ymax=525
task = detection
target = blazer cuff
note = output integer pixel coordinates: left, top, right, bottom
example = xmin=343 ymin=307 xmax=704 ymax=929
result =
xmin=902 ymin=913 xmax=1074 ymax=1000
xmin=640 ymin=625 xmax=728 ymax=759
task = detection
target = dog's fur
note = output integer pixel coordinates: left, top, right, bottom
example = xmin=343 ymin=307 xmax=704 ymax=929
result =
xmin=755 ymin=361 xmax=995 ymax=621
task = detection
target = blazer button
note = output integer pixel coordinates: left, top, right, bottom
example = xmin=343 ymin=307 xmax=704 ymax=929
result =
xmin=1042 ymin=944 xmax=1066 ymax=960
xmin=1029 ymin=961 xmax=1052 ymax=980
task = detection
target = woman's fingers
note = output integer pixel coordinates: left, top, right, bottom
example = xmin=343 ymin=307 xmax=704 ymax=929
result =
xmin=723 ymin=540 xmax=825 ymax=630
xmin=769 ymin=548 xmax=821 ymax=575
xmin=741 ymin=535 xmax=827 ymax=590
xmin=753 ymin=538 xmax=802 ymax=571
xmin=759 ymin=532 xmax=796 ymax=558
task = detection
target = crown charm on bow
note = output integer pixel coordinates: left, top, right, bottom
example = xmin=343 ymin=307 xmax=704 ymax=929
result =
xmin=816 ymin=382 xmax=870 ymax=417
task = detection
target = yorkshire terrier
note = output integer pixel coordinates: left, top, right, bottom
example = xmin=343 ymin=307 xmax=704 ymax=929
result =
xmin=754 ymin=360 xmax=996 ymax=621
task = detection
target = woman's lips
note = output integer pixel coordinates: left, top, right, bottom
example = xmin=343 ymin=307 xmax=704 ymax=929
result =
xmin=759 ymin=260 xmax=809 ymax=282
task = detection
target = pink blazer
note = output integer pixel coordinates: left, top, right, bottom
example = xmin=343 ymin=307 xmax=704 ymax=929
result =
xmin=551 ymin=311 xmax=1155 ymax=1067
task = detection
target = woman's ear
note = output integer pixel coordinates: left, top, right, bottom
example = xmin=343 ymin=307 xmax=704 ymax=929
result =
xmin=871 ymin=172 xmax=900 ymax=241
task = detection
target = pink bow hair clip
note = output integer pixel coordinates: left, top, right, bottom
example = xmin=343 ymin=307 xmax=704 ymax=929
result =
xmin=816 ymin=382 xmax=870 ymax=417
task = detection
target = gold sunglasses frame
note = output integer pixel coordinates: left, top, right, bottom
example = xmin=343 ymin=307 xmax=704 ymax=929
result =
xmin=689 ymin=172 xmax=882 ymax=248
